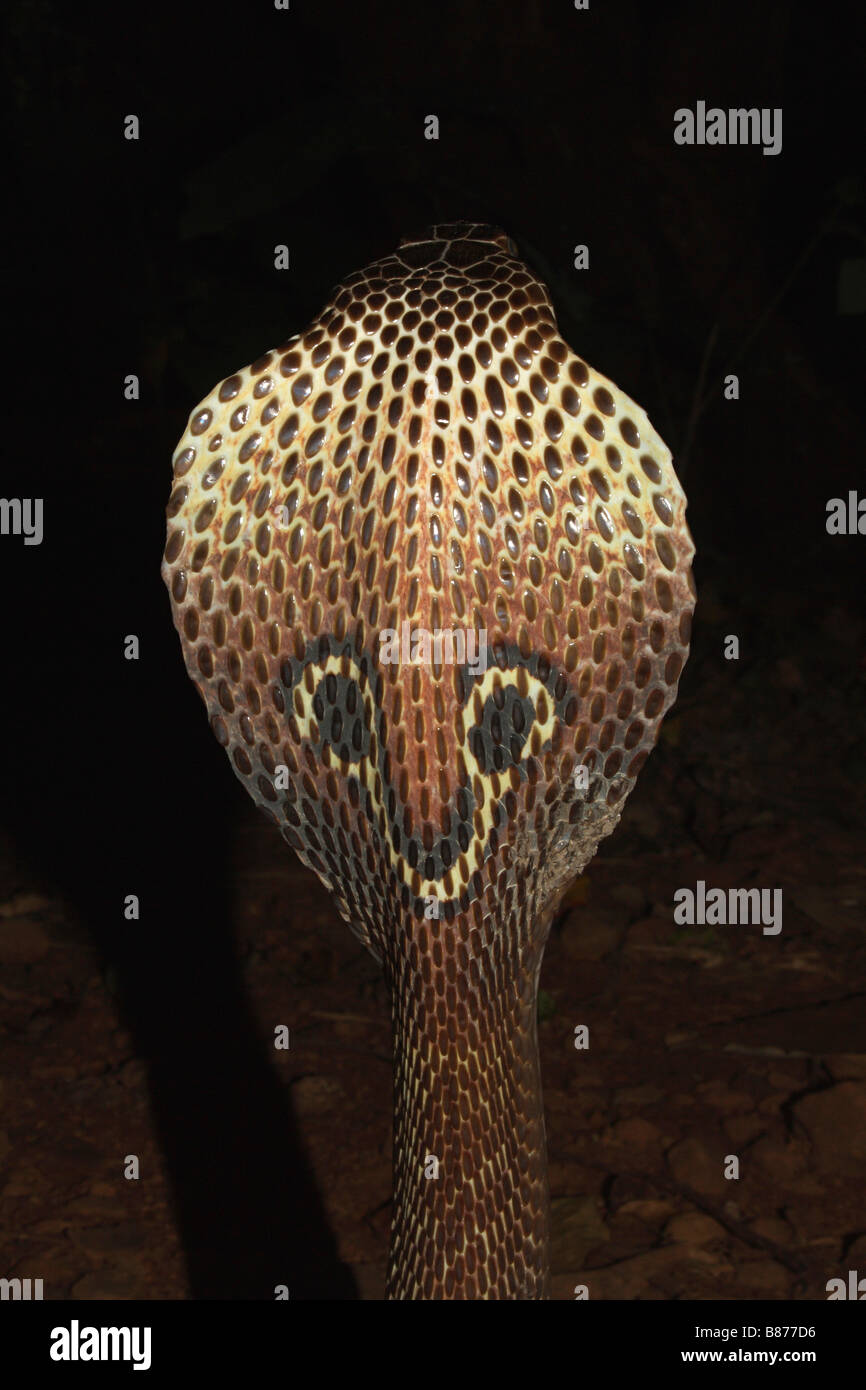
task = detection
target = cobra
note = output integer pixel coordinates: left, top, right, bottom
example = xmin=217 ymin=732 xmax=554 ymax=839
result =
xmin=162 ymin=223 xmax=695 ymax=1299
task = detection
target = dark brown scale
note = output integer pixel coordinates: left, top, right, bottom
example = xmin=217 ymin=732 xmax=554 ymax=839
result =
xmin=593 ymin=386 xmax=615 ymax=416
xmin=163 ymin=221 xmax=695 ymax=1303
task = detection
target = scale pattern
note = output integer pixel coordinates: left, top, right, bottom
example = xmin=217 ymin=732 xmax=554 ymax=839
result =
xmin=162 ymin=222 xmax=696 ymax=1299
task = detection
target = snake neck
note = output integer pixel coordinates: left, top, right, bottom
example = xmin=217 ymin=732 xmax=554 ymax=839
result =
xmin=383 ymin=919 xmax=550 ymax=1300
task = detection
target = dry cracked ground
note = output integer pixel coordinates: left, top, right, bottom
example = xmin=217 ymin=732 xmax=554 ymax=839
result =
xmin=1 ymin=580 xmax=864 ymax=1300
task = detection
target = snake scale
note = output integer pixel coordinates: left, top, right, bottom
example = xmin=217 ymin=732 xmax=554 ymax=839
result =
xmin=162 ymin=223 xmax=695 ymax=1299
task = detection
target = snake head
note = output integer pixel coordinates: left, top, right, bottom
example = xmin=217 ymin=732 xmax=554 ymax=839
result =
xmin=395 ymin=222 xmax=521 ymax=270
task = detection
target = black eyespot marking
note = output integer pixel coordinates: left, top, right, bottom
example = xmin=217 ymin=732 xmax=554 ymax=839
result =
xmin=276 ymin=636 xmax=576 ymax=905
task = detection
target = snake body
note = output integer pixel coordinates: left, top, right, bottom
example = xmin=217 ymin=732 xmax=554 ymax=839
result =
xmin=162 ymin=223 xmax=695 ymax=1299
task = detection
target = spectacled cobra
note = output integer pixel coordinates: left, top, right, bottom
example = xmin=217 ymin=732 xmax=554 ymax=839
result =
xmin=162 ymin=222 xmax=695 ymax=1300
